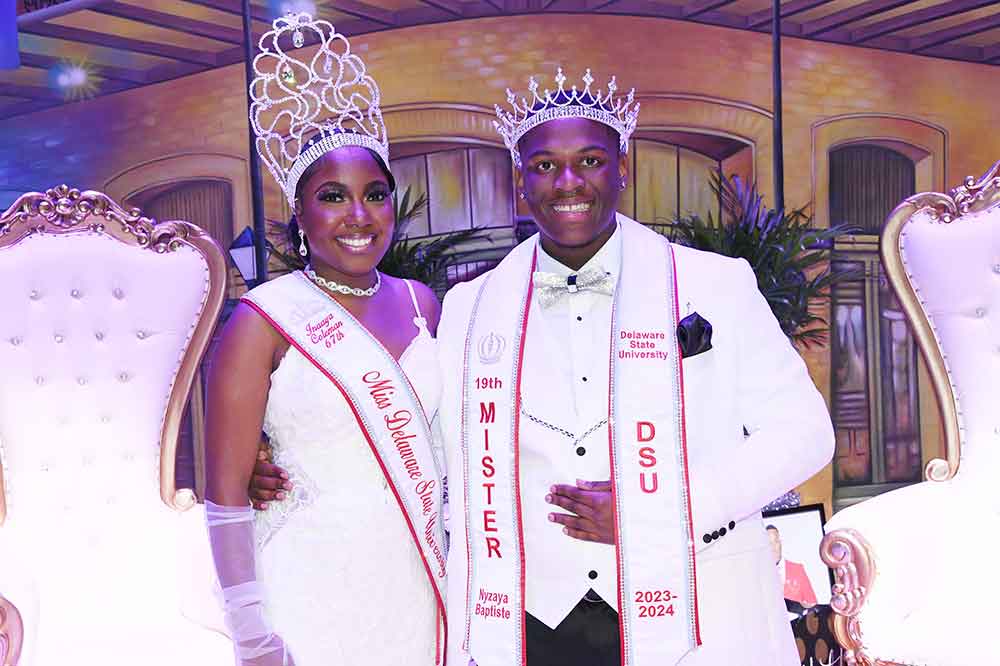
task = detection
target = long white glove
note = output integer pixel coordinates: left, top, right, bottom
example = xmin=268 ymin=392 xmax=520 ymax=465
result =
xmin=205 ymin=501 xmax=293 ymax=665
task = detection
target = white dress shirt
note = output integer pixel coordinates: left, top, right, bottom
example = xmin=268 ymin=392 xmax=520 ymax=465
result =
xmin=519 ymin=225 xmax=622 ymax=628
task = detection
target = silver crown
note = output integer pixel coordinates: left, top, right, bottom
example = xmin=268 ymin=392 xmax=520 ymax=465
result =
xmin=493 ymin=67 xmax=640 ymax=168
xmin=249 ymin=12 xmax=390 ymax=208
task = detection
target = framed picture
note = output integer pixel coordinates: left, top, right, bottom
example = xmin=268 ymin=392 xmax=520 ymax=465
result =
xmin=761 ymin=503 xmax=834 ymax=608
xmin=763 ymin=503 xmax=841 ymax=666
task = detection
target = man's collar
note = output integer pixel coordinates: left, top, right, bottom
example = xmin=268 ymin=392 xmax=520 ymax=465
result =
xmin=535 ymin=222 xmax=622 ymax=280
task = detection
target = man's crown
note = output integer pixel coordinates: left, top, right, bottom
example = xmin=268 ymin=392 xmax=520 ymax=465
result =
xmin=249 ymin=12 xmax=390 ymax=208
xmin=493 ymin=67 xmax=640 ymax=168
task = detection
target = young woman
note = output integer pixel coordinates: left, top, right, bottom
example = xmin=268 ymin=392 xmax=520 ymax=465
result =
xmin=204 ymin=13 xmax=446 ymax=665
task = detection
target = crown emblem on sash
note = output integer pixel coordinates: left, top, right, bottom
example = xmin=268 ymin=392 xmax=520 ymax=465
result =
xmin=478 ymin=332 xmax=506 ymax=364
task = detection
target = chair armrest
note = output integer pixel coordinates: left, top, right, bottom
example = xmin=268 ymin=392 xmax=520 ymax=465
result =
xmin=820 ymin=528 xmax=877 ymax=666
xmin=0 ymin=593 xmax=23 ymax=666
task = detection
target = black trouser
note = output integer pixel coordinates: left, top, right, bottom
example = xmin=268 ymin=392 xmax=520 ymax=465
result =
xmin=525 ymin=591 xmax=620 ymax=666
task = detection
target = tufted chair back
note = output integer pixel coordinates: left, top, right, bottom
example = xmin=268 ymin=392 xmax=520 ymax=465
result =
xmin=0 ymin=185 xmax=229 ymax=664
xmin=821 ymin=162 xmax=1000 ymax=666
xmin=885 ymin=163 xmax=1000 ymax=483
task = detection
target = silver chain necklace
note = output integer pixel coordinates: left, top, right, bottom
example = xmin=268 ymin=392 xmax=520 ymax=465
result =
xmin=519 ymin=403 xmax=608 ymax=448
xmin=304 ymin=265 xmax=382 ymax=297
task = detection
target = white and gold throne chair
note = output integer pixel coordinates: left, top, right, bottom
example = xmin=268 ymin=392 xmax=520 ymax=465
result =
xmin=821 ymin=162 xmax=1000 ymax=666
xmin=0 ymin=186 xmax=231 ymax=665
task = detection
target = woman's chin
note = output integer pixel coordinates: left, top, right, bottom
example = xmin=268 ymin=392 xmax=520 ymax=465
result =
xmin=312 ymin=251 xmax=384 ymax=277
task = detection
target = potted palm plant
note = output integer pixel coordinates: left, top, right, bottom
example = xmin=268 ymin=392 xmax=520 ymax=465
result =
xmin=668 ymin=170 xmax=858 ymax=348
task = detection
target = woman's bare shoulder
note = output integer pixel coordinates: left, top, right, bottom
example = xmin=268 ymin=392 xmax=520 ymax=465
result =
xmin=213 ymin=301 xmax=286 ymax=372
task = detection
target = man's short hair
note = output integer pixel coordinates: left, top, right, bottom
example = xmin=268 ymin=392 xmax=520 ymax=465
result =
xmin=765 ymin=525 xmax=779 ymax=533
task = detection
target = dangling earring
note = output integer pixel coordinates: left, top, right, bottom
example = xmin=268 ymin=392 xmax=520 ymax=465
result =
xmin=619 ymin=178 xmax=627 ymax=191
xmin=518 ymin=191 xmax=526 ymax=200
xmin=298 ymin=228 xmax=308 ymax=257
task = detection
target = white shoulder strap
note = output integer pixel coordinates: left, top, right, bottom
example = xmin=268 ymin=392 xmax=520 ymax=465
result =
xmin=404 ymin=279 xmax=423 ymax=320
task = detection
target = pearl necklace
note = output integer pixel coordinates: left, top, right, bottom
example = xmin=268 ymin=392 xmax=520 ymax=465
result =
xmin=304 ymin=265 xmax=382 ymax=297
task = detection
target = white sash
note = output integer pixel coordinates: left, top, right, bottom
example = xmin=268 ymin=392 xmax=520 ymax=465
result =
xmin=243 ymin=272 xmax=448 ymax=664
xmin=460 ymin=216 xmax=700 ymax=666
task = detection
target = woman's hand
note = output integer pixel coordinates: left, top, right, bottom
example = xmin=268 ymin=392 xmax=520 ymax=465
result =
xmin=249 ymin=440 xmax=293 ymax=510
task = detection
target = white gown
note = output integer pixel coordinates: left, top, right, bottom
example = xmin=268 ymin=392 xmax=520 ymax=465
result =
xmin=253 ymin=284 xmax=442 ymax=664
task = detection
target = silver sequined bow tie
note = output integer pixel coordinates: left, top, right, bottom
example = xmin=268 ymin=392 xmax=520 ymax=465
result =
xmin=532 ymin=266 xmax=614 ymax=307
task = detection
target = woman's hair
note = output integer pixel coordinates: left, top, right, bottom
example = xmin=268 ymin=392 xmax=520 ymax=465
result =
xmin=289 ymin=138 xmax=396 ymax=261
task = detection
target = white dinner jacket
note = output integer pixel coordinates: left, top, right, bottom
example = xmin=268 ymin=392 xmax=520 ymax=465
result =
xmin=437 ymin=216 xmax=834 ymax=665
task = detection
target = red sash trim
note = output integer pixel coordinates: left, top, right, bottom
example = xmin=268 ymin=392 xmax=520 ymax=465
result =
xmin=669 ymin=244 xmax=701 ymax=647
xmin=512 ymin=249 xmax=538 ymax=666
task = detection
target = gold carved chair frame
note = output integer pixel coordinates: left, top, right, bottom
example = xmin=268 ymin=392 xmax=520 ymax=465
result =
xmin=820 ymin=161 xmax=1000 ymax=666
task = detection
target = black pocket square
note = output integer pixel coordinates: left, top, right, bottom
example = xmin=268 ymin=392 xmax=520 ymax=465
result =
xmin=677 ymin=312 xmax=713 ymax=359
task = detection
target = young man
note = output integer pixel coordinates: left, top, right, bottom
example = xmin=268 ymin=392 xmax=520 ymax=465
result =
xmin=434 ymin=68 xmax=833 ymax=666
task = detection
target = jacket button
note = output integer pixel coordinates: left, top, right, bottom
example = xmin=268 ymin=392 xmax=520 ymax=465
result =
xmin=576 ymin=446 xmax=586 ymax=456
xmin=702 ymin=534 xmax=712 ymax=544
xmin=719 ymin=527 xmax=727 ymax=537
xmin=728 ymin=521 xmax=736 ymax=530
xmin=711 ymin=530 xmax=720 ymax=540
xmin=588 ymin=570 xmax=598 ymax=580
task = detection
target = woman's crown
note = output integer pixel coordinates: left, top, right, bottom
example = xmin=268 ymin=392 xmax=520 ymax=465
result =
xmin=249 ymin=12 xmax=390 ymax=207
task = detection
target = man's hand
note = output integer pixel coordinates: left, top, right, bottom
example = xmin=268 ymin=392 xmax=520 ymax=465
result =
xmin=546 ymin=479 xmax=616 ymax=545
xmin=249 ymin=440 xmax=292 ymax=510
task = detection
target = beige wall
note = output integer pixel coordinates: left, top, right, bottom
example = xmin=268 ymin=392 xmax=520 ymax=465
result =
xmin=3 ymin=13 xmax=995 ymax=512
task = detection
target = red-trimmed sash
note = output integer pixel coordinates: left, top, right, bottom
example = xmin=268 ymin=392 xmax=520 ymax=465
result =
xmin=243 ymin=271 xmax=447 ymax=664
xmin=460 ymin=215 xmax=699 ymax=666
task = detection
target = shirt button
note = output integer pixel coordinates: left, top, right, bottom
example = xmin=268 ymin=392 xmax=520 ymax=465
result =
xmin=576 ymin=316 xmax=583 ymax=322
xmin=582 ymin=377 xmax=588 ymax=382
xmin=588 ymin=570 xmax=598 ymax=580
xmin=576 ymin=446 xmax=586 ymax=456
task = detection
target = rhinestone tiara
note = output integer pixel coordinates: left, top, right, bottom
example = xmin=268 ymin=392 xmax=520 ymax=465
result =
xmin=249 ymin=12 xmax=390 ymax=208
xmin=493 ymin=67 xmax=640 ymax=168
